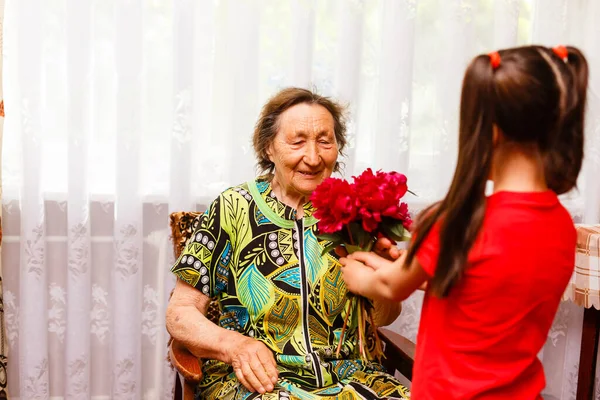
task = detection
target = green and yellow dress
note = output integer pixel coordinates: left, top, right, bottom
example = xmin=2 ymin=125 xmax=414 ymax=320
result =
xmin=171 ymin=178 xmax=410 ymax=400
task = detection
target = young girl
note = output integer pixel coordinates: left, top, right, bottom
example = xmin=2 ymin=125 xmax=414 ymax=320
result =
xmin=340 ymin=45 xmax=588 ymax=399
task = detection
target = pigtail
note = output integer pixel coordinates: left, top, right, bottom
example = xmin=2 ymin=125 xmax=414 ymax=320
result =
xmin=544 ymin=46 xmax=588 ymax=194
xmin=405 ymin=55 xmax=497 ymax=297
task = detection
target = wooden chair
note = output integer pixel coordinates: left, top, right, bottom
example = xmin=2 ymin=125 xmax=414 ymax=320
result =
xmin=167 ymin=211 xmax=416 ymax=400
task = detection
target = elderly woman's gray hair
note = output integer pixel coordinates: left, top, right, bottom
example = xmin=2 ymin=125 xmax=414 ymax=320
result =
xmin=252 ymin=87 xmax=348 ymax=174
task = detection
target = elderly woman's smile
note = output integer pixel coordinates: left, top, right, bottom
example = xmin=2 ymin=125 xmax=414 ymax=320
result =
xmin=267 ymin=102 xmax=339 ymax=208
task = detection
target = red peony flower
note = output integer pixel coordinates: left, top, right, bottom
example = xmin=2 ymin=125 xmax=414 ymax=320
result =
xmin=353 ymin=169 xmax=409 ymax=232
xmin=395 ymin=202 xmax=413 ymax=230
xmin=311 ymin=178 xmax=357 ymax=234
xmin=403 ymin=215 xmax=413 ymax=230
xmin=385 ymin=171 xmax=408 ymax=199
xmin=358 ymin=207 xmax=380 ymax=232
xmin=312 ymin=169 xmax=412 ymax=246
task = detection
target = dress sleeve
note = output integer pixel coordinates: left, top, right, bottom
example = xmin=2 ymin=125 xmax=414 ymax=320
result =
xmin=414 ymin=221 xmax=441 ymax=278
xmin=171 ymin=195 xmax=232 ymax=298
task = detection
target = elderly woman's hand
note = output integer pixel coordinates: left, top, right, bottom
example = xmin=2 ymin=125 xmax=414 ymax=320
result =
xmin=167 ymin=279 xmax=279 ymax=394
xmin=373 ymin=236 xmax=403 ymax=261
xmin=226 ymin=335 xmax=279 ymax=394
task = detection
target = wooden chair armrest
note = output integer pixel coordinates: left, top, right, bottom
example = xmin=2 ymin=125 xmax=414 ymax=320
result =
xmin=168 ymin=339 xmax=203 ymax=384
xmin=378 ymin=327 xmax=415 ymax=381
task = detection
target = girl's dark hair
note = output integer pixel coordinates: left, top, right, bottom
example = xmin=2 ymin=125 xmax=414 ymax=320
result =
xmin=405 ymin=45 xmax=588 ymax=297
xmin=253 ymin=87 xmax=348 ymax=174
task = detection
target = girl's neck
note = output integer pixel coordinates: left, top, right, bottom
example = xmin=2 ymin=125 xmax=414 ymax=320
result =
xmin=491 ymin=143 xmax=548 ymax=193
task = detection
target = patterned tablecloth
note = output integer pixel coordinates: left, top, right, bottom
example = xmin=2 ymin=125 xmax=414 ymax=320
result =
xmin=563 ymin=225 xmax=600 ymax=309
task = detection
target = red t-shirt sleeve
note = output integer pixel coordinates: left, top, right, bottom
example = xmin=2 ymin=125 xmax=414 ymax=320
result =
xmin=414 ymin=221 xmax=441 ymax=277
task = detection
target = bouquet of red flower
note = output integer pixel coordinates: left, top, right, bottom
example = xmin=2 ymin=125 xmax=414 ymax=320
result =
xmin=310 ymin=169 xmax=414 ymax=360
xmin=311 ymin=168 xmax=413 ymax=254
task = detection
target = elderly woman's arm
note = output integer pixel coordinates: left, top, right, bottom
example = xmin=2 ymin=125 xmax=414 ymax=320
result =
xmin=372 ymin=298 xmax=402 ymax=327
xmin=166 ymin=278 xmax=278 ymax=394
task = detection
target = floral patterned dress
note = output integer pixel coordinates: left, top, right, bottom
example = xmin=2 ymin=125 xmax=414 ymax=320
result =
xmin=171 ymin=178 xmax=410 ymax=400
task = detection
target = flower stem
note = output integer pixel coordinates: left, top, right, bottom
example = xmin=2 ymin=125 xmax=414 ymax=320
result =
xmin=358 ymin=300 xmax=366 ymax=360
xmin=336 ymin=297 xmax=353 ymax=357
xmin=368 ymin=307 xmax=383 ymax=360
xmin=346 ymin=224 xmax=354 ymax=246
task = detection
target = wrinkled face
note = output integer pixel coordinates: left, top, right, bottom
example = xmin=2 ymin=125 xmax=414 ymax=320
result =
xmin=267 ymin=103 xmax=339 ymax=199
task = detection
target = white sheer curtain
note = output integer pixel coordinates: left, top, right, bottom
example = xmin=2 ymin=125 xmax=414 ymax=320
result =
xmin=1 ymin=0 xmax=599 ymax=398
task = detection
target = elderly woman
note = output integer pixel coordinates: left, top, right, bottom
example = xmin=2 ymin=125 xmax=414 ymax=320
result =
xmin=166 ymin=88 xmax=409 ymax=399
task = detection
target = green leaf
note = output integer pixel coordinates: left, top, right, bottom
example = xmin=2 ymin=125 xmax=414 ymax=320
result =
xmin=402 ymin=230 xmax=412 ymax=241
xmin=321 ymin=240 xmax=344 ymax=256
xmin=316 ymin=232 xmax=344 ymax=242
xmin=344 ymin=244 xmax=363 ymax=254
xmin=379 ymin=221 xmax=406 ymax=242
xmin=363 ymin=240 xmax=375 ymax=252
xmin=388 ymin=223 xmax=405 ymax=240
xmin=344 ymin=241 xmax=374 ymax=253
xmin=348 ymin=223 xmax=376 ymax=249
xmin=407 ymin=189 xmax=418 ymax=197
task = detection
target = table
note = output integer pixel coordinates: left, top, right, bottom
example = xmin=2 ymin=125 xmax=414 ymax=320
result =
xmin=562 ymin=225 xmax=600 ymax=400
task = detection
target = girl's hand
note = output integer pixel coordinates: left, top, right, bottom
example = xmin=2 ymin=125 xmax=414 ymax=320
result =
xmin=348 ymin=251 xmax=397 ymax=270
xmin=339 ymin=256 xmax=372 ymax=296
xmin=340 ymin=252 xmax=395 ymax=296
xmin=343 ymin=250 xmax=428 ymax=302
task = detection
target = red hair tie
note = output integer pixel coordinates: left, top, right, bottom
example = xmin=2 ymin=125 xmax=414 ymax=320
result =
xmin=552 ymin=45 xmax=568 ymax=62
xmin=488 ymin=51 xmax=501 ymax=70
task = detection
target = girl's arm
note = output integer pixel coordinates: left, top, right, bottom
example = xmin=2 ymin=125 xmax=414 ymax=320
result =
xmin=340 ymin=251 xmax=429 ymax=302
xmin=372 ymin=236 xmax=428 ymax=291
